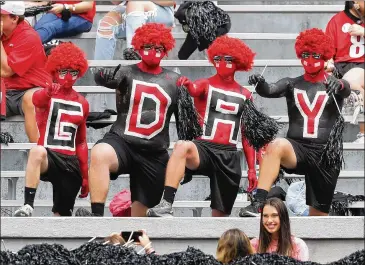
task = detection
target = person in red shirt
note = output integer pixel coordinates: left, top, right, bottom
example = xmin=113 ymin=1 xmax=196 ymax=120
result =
xmin=14 ymin=42 xmax=89 ymax=217
xmin=326 ymin=1 xmax=364 ymax=143
xmin=1 ymin=1 xmax=52 ymax=143
xmin=32 ymin=1 xmax=95 ymax=43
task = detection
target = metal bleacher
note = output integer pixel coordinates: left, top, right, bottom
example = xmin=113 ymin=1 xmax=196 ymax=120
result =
xmin=1 ymin=2 xmax=364 ymax=262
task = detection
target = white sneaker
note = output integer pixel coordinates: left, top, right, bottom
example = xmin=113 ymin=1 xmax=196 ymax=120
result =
xmin=14 ymin=204 xmax=33 ymax=217
xmin=353 ymin=133 xmax=365 ymax=144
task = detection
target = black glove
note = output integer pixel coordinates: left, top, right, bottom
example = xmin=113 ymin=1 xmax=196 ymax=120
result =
xmin=94 ymin=64 xmax=121 ymax=89
xmin=61 ymin=8 xmax=71 ymax=22
xmin=248 ymin=74 xmax=265 ymax=86
xmin=325 ymin=76 xmax=343 ymax=96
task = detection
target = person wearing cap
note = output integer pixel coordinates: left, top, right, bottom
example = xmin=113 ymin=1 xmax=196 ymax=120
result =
xmin=31 ymin=1 xmax=96 ymax=44
xmin=1 ymin=1 xmax=52 ymax=143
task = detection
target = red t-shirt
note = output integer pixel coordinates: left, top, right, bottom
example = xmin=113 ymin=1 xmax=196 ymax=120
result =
xmin=1 ymin=21 xmax=52 ymax=90
xmin=326 ymin=10 xmax=365 ymax=63
xmin=55 ymin=1 xmax=96 ymax=22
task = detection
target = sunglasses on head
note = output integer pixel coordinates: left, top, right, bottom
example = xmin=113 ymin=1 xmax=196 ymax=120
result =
xmin=213 ymin=55 xmax=234 ymax=63
xmin=58 ymin=69 xmax=79 ymax=77
xmin=142 ymin=44 xmax=165 ymax=53
xmin=301 ymin=52 xmax=322 ymax=59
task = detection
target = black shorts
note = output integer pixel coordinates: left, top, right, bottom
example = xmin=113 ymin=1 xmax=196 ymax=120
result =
xmin=6 ymin=88 xmax=38 ymax=117
xmin=186 ymin=140 xmax=242 ymax=215
xmin=40 ymin=149 xmax=82 ymax=216
xmin=282 ymin=138 xmax=340 ymax=213
xmin=334 ymin=62 xmax=364 ymax=78
xmin=96 ymin=132 xmax=169 ymax=208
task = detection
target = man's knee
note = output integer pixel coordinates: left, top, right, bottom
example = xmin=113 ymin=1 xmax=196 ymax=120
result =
xmin=22 ymin=89 xmax=37 ymax=113
xmin=90 ymin=144 xmax=117 ymax=167
xmin=172 ymin=141 xmax=193 ymax=159
xmin=29 ymin=146 xmax=47 ymax=163
xmin=264 ymin=139 xmax=288 ymax=157
xmin=97 ymin=13 xmax=121 ymax=38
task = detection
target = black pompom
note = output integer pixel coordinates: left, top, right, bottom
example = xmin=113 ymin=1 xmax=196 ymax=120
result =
xmin=177 ymin=85 xmax=203 ymax=140
xmin=241 ymin=99 xmax=280 ymax=151
xmin=320 ymin=115 xmax=345 ymax=172
xmin=24 ymin=4 xmax=53 ymax=17
xmin=0 ymin=132 xmax=14 ymax=145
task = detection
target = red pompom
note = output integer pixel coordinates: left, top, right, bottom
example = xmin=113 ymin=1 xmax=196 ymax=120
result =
xmin=131 ymin=23 xmax=175 ymax=53
xmin=46 ymin=42 xmax=88 ymax=77
xmin=207 ymin=35 xmax=256 ymax=72
xmin=295 ymin=28 xmax=335 ymax=61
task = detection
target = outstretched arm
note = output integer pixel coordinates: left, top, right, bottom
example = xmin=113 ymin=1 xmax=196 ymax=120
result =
xmin=76 ymin=100 xmax=89 ymax=198
xmin=94 ymin=64 xmax=124 ymax=90
xmin=176 ymin=77 xmax=209 ymax=97
xmin=249 ymin=74 xmax=292 ymax=98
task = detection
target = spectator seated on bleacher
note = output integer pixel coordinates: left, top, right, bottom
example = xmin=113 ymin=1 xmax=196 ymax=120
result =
xmin=216 ymin=229 xmax=254 ymax=264
xmin=1 ymin=1 xmax=52 ymax=143
xmin=325 ymin=1 xmax=364 ymax=143
xmin=250 ymin=198 xmax=309 ymax=261
xmin=94 ymin=1 xmax=175 ymax=61
xmin=31 ymin=1 xmax=95 ymax=44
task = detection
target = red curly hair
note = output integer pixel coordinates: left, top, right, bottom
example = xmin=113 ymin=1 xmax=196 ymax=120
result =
xmin=46 ymin=42 xmax=88 ymax=77
xmin=295 ymin=28 xmax=334 ymax=61
xmin=207 ymin=36 xmax=256 ymax=72
xmin=131 ymin=23 xmax=175 ymax=52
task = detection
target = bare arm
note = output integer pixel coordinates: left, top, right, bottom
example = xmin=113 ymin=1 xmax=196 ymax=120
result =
xmin=152 ymin=1 xmax=175 ymax=7
xmin=0 ymin=41 xmax=14 ymax=78
xmin=66 ymin=1 xmax=94 ymax=14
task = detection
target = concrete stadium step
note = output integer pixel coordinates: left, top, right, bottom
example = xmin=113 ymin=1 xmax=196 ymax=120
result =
xmin=88 ymin=5 xmax=340 ymax=34
xmin=65 ymin=33 xmax=300 ymax=60
xmin=1 ymin=216 xmax=363 ymax=263
xmin=2 ymin=170 xmax=363 ymax=203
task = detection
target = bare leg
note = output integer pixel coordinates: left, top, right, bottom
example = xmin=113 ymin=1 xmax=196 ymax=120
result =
xmin=164 ymin=141 xmax=200 ymax=188
xmin=309 ymin=206 xmax=328 ymax=216
xmin=89 ymin=143 xmax=119 ymax=204
xmin=131 ymin=201 xmax=148 ymax=217
xmin=343 ymin=68 xmax=365 ymax=137
xmin=22 ymin=88 xmax=40 ymax=143
xmin=25 ymin=146 xmax=49 ymax=188
xmin=126 ymin=1 xmax=156 ymax=13
xmin=257 ymin=138 xmax=298 ymax=191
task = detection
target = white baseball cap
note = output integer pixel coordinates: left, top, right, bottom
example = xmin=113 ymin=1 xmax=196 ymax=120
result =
xmin=1 ymin=1 xmax=25 ymax=16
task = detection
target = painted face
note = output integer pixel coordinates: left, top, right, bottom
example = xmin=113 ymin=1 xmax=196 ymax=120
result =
xmin=262 ymin=205 xmax=281 ymax=235
xmin=139 ymin=44 xmax=166 ymax=66
xmin=300 ymin=52 xmax=325 ymax=74
xmin=54 ymin=69 xmax=79 ymax=89
xmin=213 ymin=55 xmax=237 ymax=77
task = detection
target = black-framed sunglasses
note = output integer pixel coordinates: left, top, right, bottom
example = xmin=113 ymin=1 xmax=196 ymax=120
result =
xmin=58 ymin=69 xmax=79 ymax=77
xmin=213 ymin=55 xmax=235 ymax=63
xmin=142 ymin=44 xmax=165 ymax=53
xmin=301 ymin=52 xmax=322 ymax=59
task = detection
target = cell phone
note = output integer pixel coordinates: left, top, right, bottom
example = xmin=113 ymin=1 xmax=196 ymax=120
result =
xmin=121 ymin=231 xmax=143 ymax=243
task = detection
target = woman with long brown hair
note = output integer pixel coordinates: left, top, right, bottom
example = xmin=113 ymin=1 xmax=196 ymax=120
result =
xmin=216 ymin=229 xmax=254 ymax=264
xmin=251 ymin=198 xmax=309 ymax=261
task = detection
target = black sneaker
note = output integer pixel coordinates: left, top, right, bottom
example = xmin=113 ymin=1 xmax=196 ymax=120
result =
xmin=123 ymin=48 xmax=141 ymax=60
xmin=239 ymin=200 xmax=263 ymax=217
xmin=75 ymin=207 xmax=96 ymax=217
xmin=146 ymin=199 xmax=173 ymax=217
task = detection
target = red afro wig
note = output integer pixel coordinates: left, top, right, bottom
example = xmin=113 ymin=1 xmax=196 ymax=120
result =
xmin=131 ymin=23 xmax=175 ymax=53
xmin=207 ymin=35 xmax=256 ymax=72
xmin=295 ymin=28 xmax=335 ymax=61
xmin=46 ymin=42 xmax=88 ymax=77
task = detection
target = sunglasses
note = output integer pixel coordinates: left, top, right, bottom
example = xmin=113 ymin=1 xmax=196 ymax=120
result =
xmin=142 ymin=44 xmax=165 ymax=53
xmin=58 ymin=69 xmax=79 ymax=77
xmin=213 ymin=55 xmax=234 ymax=63
xmin=301 ymin=52 xmax=322 ymax=59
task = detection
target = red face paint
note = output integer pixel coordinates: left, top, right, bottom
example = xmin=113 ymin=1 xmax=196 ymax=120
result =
xmin=139 ymin=48 xmax=166 ymax=67
xmin=54 ymin=69 xmax=79 ymax=90
xmin=301 ymin=57 xmax=325 ymax=75
xmin=214 ymin=60 xmax=237 ymax=79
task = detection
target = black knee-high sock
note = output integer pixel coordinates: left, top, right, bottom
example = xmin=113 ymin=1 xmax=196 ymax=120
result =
xmin=163 ymin=186 xmax=177 ymax=204
xmin=24 ymin=187 xmax=37 ymax=208
xmin=255 ymin=188 xmax=269 ymax=202
xmin=91 ymin=203 xmax=104 ymax=216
